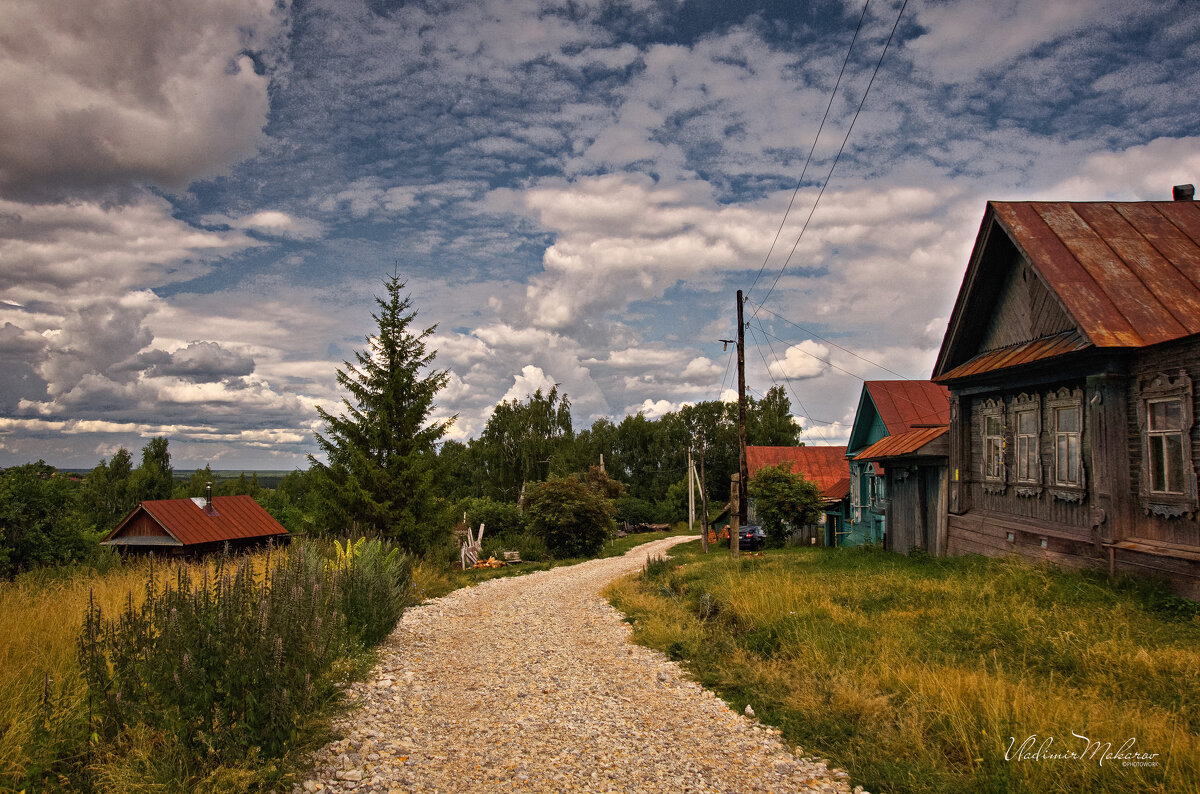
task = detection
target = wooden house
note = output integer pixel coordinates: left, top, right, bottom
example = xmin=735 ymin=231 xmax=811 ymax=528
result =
xmin=853 ymin=426 xmax=949 ymax=554
xmin=746 ymin=445 xmax=849 ymax=545
xmin=933 ymin=195 xmax=1200 ymax=597
xmin=102 ymin=493 xmax=290 ymax=555
xmin=839 ymin=381 xmax=950 ymax=548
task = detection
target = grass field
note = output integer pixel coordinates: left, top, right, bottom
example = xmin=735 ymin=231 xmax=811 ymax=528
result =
xmin=605 ymin=541 xmax=1200 ymax=794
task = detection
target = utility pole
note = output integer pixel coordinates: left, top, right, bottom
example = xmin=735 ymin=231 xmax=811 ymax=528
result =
xmin=736 ymin=289 xmax=748 ymax=528
xmin=688 ymin=448 xmax=695 ymax=536
xmin=698 ymin=447 xmax=709 ymax=553
xmin=730 ymin=473 xmax=741 ymax=557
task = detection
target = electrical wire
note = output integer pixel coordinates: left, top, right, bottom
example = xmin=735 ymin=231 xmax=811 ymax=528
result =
xmin=746 ymin=0 xmax=872 ymax=298
xmin=744 ymin=296 xmax=912 ymax=379
xmin=753 ymin=0 xmax=911 ymax=311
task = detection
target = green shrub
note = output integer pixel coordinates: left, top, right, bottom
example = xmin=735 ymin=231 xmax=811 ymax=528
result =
xmin=614 ymin=496 xmax=657 ymax=525
xmin=455 ymin=497 xmax=524 ymax=537
xmin=522 ymin=477 xmax=614 ymax=558
xmin=78 ymin=538 xmax=410 ymax=770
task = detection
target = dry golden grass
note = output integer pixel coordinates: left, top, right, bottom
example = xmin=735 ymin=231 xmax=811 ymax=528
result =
xmin=0 ymin=553 xmax=276 ymax=790
xmin=609 ymin=545 xmax=1200 ymax=794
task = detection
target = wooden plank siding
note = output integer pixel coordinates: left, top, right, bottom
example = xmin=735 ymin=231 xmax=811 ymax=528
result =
xmin=1124 ymin=337 xmax=1200 ymax=548
xmin=978 ymin=254 xmax=1076 ymax=352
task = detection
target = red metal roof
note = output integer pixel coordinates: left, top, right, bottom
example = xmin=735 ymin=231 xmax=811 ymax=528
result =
xmin=991 ymin=201 xmax=1200 ymax=348
xmin=821 ymin=477 xmax=850 ymax=502
xmin=746 ymin=445 xmax=849 ymax=493
xmin=937 ymin=330 xmax=1090 ymax=382
xmin=864 ymin=380 xmax=950 ymax=434
xmin=105 ymin=495 xmax=289 ymax=546
xmin=854 ymin=426 xmax=948 ymax=461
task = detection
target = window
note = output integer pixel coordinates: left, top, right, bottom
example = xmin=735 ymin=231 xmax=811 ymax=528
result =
xmin=983 ymin=412 xmax=1004 ymax=480
xmin=1053 ymin=405 xmax=1082 ymax=486
xmin=1147 ymin=398 xmax=1185 ymax=494
xmin=1137 ymin=372 xmax=1195 ymax=514
xmin=1014 ymin=408 xmax=1039 ymax=482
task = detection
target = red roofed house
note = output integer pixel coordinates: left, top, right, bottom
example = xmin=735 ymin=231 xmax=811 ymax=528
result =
xmin=746 ymin=445 xmax=849 ymax=545
xmin=101 ymin=491 xmax=290 ymax=555
xmin=933 ymin=192 xmax=1200 ymax=597
xmin=841 ymin=380 xmax=951 ymax=549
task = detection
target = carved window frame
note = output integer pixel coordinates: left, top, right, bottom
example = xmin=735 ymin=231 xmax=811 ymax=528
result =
xmin=1137 ymin=371 xmax=1197 ymax=518
xmin=980 ymin=398 xmax=1006 ymax=488
xmin=1046 ymin=387 xmax=1086 ymax=501
xmin=1010 ymin=392 xmax=1042 ymax=492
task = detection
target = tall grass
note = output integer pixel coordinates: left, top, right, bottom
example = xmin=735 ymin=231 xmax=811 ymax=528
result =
xmin=607 ymin=544 xmax=1200 ymax=794
xmin=1 ymin=540 xmax=411 ymax=792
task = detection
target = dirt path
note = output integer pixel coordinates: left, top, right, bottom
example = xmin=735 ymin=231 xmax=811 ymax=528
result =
xmin=297 ymin=536 xmax=856 ymax=793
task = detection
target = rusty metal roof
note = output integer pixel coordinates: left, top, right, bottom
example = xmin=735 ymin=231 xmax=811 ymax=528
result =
xmin=937 ymin=330 xmax=1091 ymax=382
xmin=746 ymin=445 xmax=849 ymax=494
xmin=104 ymin=495 xmax=289 ymax=547
xmin=854 ymin=426 xmax=948 ymax=461
xmin=821 ymin=477 xmax=851 ymax=502
xmin=865 ymin=380 xmax=951 ymax=433
xmin=992 ymin=201 xmax=1200 ymax=348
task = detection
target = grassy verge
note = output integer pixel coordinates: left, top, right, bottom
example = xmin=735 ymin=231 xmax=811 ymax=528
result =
xmin=605 ymin=542 xmax=1200 ymax=794
xmin=1 ymin=542 xmax=407 ymax=793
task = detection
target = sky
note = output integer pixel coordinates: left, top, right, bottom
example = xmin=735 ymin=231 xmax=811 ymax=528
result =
xmin=2 ymin=0 xmax=1199 ymax=471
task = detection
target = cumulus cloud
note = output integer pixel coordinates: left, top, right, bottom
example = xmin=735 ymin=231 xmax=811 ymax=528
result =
xmin=141 ymin=341 xmax=256 ymax=383
xmin=766 ymin=340 xmax=832 ymax=381
xmin=0 ymin=0 xmax=288 ymax=198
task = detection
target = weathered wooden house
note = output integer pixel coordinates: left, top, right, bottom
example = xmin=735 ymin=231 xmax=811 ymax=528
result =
xmin=854 ymin=425 xmax=949 ymax=555
xmin=746 ymin=445 xmax=849 ymax=545
xmin=101 ymin=492 xmax=290 ymax=555
xmin=933 ymin=195 xmax=1200 ymax=597
xmin=839 ymin=381 xmax=950 ymax=548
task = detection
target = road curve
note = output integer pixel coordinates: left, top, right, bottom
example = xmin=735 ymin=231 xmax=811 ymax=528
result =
xmin=297 ymin=536 xmax=857 ymax=793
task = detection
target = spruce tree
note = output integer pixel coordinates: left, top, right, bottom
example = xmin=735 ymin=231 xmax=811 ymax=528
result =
xmin=310 ymin=275 xmax=452 ymax=550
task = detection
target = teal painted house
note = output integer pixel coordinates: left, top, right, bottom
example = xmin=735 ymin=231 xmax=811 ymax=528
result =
xmin=838 ymin=380 xmax=950 ymax=547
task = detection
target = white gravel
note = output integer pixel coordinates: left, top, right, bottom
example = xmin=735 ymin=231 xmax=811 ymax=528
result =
xmin=297 ymin=536 xmax=860 ymax=793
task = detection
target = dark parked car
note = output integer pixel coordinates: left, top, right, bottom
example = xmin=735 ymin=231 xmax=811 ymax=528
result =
xmin=736 ymin=524 xmax=766 ymax=551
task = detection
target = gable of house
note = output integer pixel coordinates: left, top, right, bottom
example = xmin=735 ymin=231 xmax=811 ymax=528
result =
xmin=103 ymin=495 xmax=288 ymax=549
xmin=936 ymin=200 xmax=1200 ymax=382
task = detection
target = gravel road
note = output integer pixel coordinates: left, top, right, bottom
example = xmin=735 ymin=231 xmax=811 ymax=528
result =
xmin=297 ymin=536 xmax=859 ymax=793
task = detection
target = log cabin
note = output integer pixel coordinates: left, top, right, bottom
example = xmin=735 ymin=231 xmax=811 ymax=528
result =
xmin=932 ymin=191 xmax=1200 ymax=597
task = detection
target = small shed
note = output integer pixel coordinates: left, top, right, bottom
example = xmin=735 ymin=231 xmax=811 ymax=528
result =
xmin=101 ymin=494 xmax=290 ymax=555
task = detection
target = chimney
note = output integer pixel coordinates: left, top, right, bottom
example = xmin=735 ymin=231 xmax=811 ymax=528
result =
xmin=1174 ymin=184 xmax=1195 ymax=201
xmin=205 ymin=482 xmax=212 ymax=507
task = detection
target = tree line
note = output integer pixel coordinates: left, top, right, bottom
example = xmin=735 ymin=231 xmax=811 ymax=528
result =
xmin=0 ymin=276 xmax=810 ymax=575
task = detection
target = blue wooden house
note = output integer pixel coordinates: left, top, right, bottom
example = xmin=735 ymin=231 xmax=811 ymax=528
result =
xmin=836 ymin=380 xmax=950 ymax=547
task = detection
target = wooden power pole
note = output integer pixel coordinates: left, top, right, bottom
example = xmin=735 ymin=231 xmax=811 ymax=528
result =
xmin=736 ymin=289 xmax=748 ymax=528
xmin=730 ymin=473 xmax=740 ymax=557
xmin=698 ymin=447 xmax=709 ymax=553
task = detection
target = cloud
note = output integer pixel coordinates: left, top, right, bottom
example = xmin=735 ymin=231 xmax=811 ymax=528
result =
xmin=202 ymin=210 xmax=326 ymax=240
xmin=0 ymin=0 xmax=288 ymax=198
xmin=141 ymin=341 xmax=256 ymax=383
xmin=766 ymin=340 xmax=831 ymax=381
xmin=907 ymin=0 xmax=1131 ymax=82
xmin=498 ymin=365 xmax=559 ymax=405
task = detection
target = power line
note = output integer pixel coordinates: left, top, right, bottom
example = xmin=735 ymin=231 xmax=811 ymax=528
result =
xmin=746 ymin=0 xmax=872 ymax=298
xmin=744 ymin=295 xmax=912 ymax=379
xmin=753 ymin=0 xmax=911 ymax=311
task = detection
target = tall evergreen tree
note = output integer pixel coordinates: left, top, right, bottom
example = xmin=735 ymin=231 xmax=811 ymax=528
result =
xmin=310 ymin=275 xmax=452 ymax=550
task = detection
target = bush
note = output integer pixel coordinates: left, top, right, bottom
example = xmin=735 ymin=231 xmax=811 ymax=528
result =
xmin=522 ymin=477 xmax=614 ymax=558
xmin=614 ymin=496 xmax=657 ymax=525
xmin=455 ymin=497 xmax=524 ymax=537
xmin=746 ymin=463 xmax=823 ymax=547
xmin=78 ymin=539 xmax=410 ymax=769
